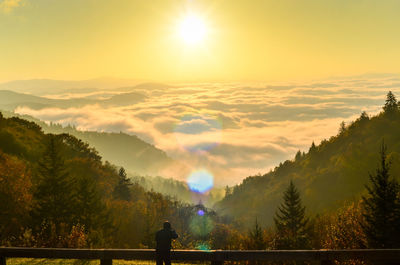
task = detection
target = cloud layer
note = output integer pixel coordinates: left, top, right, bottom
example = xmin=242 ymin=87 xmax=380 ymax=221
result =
xmin=15 ymin=74 xmax=400 ymax=185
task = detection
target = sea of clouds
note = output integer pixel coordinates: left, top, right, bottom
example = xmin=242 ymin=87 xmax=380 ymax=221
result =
xmin=15 ymin=74 xmax=400 ymax=185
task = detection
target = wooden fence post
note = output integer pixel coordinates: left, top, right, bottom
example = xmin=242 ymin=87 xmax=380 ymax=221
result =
xmin=100 ymin=259 xmax=112 ymax=265
xmin=212 ymin=250 xmax=223 ymax=265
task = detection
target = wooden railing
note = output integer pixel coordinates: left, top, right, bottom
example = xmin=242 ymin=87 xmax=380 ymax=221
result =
xmin=1 ymin=247 xmax=400 ymax=264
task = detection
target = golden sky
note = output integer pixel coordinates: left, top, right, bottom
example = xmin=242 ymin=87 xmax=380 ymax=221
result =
xmin=1 ymin=0 xmax=400 ymax=82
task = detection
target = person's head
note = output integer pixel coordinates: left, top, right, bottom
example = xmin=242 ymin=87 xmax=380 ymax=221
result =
xmin=163 ymin=221 xmax=171 ymax=230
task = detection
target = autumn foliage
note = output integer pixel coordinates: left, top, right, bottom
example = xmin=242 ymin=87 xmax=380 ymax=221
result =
xmin=1 ymin=92 xmax=400 ymax=251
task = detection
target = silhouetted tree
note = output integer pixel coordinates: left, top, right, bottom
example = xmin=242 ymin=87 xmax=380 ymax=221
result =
xmin=362 ymin=142 xmax=400 ymax=248
xmin=309 ymin=141 xmax=316 ymax=154
xmin=359 ymin=111 xmax=369 ymax=121
xmin=247 ymin=218 xmax=266 ymax=249
xmin=225 ymin=185 xmax=232 ymax=197
xmin=274 ymin=181 xmax=310 ymax=249
xmin=0 ymin=112 xmax=4 ymax=129
xmin=383 ymin=91 xmax=398 ymax=114
xmin=32 ymin=134 xmax=74 ymax=233
xmin=113 ymin=167 xmax=132 ymax=201
xmin=339 ymin=121 xmax=346 ymax=134
xmin=295 ymin=150 xmax=302 ymax=161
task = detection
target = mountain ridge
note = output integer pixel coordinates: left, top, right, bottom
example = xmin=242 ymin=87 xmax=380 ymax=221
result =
xmin=216 ymin=97 xmax=400 ymax=227
xmin=0 ymin=110 xmax=186 ymax=179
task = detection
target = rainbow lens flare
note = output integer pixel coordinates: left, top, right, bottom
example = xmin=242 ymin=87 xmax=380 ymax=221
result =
xmin=187 ymin=170 xmax=214 ymax=193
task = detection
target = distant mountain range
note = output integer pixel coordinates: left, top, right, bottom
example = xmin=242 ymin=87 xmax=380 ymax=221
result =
xmin=0 ymin=88 xmax=154 ymax=111
xmin=216 ymin=106 xmax=400 ymax=227
xmin=0 ymin=78 xmax=141 ymax=95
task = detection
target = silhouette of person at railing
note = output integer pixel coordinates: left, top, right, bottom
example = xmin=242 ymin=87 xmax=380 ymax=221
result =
xmin=156 ymin=221 xmax=178 ymax=265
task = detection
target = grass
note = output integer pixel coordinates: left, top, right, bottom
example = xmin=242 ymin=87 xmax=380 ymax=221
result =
xmin=6 ymin=258 xmax=210 ymax=265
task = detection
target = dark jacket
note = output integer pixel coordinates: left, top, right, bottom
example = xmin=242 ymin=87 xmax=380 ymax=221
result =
xmin=155 ymin=228 xmax=178 ymax=251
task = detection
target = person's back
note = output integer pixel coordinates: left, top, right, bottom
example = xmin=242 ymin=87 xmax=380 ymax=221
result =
xmin=156 ymin=228 xmax=178 ymax=251
xmin=155 ymin=221 xmax=178 ymax=265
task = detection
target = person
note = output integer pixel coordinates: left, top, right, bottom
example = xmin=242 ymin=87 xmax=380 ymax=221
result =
xmin=155 ymin=221 xmax=178 ymax=265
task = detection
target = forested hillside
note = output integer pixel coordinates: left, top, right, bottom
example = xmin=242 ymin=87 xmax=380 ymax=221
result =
xmin=217 ymin=92 xmax=400 ymax=227
xmin=0 ymin=113 xmax=216 ymax=248
xmin=1 ymin=110 xmax=178 ymax=177
xmin=44 ymin=124 xmax=176 ymax=177
xmin=1 ymin=110 xmax=223 ymax=206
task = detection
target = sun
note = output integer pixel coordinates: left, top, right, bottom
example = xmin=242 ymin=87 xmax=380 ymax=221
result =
xmin=177 ymin=14 xmax=207 ymax=45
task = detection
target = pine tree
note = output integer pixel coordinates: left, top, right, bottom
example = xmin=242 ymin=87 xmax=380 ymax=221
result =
xmin=339 ymin=121 xmax=346 ymax=134
xmin=295 ymin=150 xmax=302 ymax=161
xmin=383 ymin=91 xmax=398 ymax=114
xmin=113 ymin=167 xmax=132 ymax=201
xmin=274 ymin=181 xmax=310 ymax=249
xmin=73 ymin=173 xmax=106 ymax=232
xmin=225 ymin=185 xmax=232 ymax=197
xmin=33 ymin=134 xmax=74 ymax=232
xmin=362 ymin=143 xmax=400 ymax=248
xmin=309 ymin=141 xmax=316 ymax=154
xmin=0 ymin=112 xmax=4 ymax=129
xmin=359 ymin=111 xmax=369 ymax=121
xmin=248 ymin=218 xmax=266 ymax=249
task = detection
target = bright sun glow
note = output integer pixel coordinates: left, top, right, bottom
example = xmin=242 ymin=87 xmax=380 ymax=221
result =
xmin=177 ymin=14 xmax=207 ymax=45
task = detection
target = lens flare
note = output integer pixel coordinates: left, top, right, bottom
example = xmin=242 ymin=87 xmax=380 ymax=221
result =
xmin=187 ymin=170 xmax=214 ymax=193
xmin=174 ymin=113 xmax=222 ymax=153
xmin=196 ymin=242 xmax=211 ymax=251
xmin=197 ymin=209 xmax=205 ymax=216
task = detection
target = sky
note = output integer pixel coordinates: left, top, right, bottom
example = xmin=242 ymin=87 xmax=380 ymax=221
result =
xmin=1 ymin=0 xmax=400 ymax=82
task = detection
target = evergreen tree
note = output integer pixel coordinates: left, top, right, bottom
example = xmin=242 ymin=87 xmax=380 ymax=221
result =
xmin=113 ymin=167 xmax=132 ymax=201
xmin=248 ymin=218 xmax=266 ymax=249
xmin=225 ymin=185 xmax=232 ymax=197
xmin=309 ymin=141 xmax=316 ymax=154
xmin=362 ymin=143 xmax=400 ymax=248
xmin=73 ymin=173 xmax=106 ymax=232
xmin=295 ymin=150 xmax=302 ymax=161
xmin=32 ymin=134 xmax=74 ymax=232
xmin=274 ymin=181 xmax=310 ymax=249
xmin=383 ymin=91 xmax=398 ymax=114
xmin=0 ymin=112 xmax=4 ymax=129
xmin=359 ymin=111 xmax=369 ymax=121
xmin=339 ymin=121 xmax=346 ymax=134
